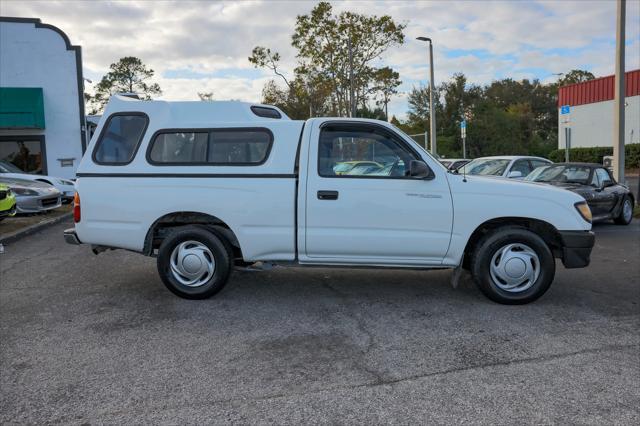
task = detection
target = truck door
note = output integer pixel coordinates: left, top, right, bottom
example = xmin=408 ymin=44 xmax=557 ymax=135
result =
xmin=301 ymin=121 xmax=453 ymax=265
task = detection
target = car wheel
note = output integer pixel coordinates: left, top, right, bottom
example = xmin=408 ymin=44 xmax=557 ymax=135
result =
xmin=614 ymin=196 xmax=633 ymax=225
xmin=157 ymin=226 xmax=232 ymax=299
xmin=471 ymin=226 xmax=555 ymax=305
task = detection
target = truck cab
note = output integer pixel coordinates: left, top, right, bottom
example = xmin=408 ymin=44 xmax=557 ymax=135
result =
xmin=65 ymin=96 xmax=595 ymax=304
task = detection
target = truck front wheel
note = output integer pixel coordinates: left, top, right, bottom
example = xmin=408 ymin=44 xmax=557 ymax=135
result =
xmin=157 ymin=226 xmax=232 ymax=299
xmin=470 ymin=227 xmax=555 ymax=305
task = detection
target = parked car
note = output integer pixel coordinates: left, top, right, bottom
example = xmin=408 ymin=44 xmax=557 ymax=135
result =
xmin=64 ymin=96 xmax=594 ymax=305
xmin=440 ymin=158 xmax=471 ymax=171
xmin=0 ymin=160 xmax=75 ymax=203
xmin=0 ymin=183 xmax=17 ymax=221
xmin=524 ymin=163 xmax=634 ymax=225
xmin=457 ymin=156 xmax=552 ymax=179
xmin=0 ymin=178 xmax=62 ymax=214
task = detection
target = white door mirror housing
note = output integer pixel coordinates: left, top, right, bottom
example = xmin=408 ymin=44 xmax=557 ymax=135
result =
xmin=507 ymin=170 xmax=523 ymax=179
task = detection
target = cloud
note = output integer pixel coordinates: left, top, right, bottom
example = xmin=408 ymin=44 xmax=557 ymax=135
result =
xmin=2 ymin=0 xmax=638 ymax=120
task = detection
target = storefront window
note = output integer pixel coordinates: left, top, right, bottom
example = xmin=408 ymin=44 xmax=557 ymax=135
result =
xmin=0 ymin=140 xmax=44 ymax=173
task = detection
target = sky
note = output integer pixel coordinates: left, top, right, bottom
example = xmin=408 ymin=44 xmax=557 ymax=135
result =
xmin=2 ymin=0 xmax=639 ymax=119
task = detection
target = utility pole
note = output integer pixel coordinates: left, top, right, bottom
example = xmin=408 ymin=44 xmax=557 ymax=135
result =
xmin=613 ymin=0 xmax=626 ymax=183
xmin=417 ymin=37 xmax=437 ymax=155
xmin=348 ymin=37 xmax=355 ymax=118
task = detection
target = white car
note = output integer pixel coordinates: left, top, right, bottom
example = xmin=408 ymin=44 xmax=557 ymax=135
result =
xmin=0 ymin=177 xmax=62 ymax=213
xmin=457 ymin=156 xmax=552 ymax=179
xmin=64 ymin=96 xmax=594 ymax=305
xmin=0 ymin=160 xmax=75 ymax=202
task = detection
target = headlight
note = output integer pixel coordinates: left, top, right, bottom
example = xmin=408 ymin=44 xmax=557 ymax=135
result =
xmin=11 ymin=187 xmax=39 ymax=196
xmin=574 ymin=201 xmax=592 ymax=223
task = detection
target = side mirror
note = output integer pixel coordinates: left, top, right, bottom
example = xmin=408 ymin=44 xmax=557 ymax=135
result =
xmin=409 ymin=160 xmax=434 ymax=179
xmin=507 ymin=170 xmax=523 ymax=179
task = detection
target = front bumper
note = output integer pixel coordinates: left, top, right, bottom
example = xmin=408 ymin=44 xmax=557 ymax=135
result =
xmin=0 ymin=203 xmax=17 ymax=218
xmin=559 ymin=230 xmax=595 ymax=268
xmin=15 ymin=194 xmax=62 ymax=213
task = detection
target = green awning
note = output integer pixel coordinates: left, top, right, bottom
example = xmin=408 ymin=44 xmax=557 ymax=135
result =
xmin=0 ymin=87 xmax=45 ymax=129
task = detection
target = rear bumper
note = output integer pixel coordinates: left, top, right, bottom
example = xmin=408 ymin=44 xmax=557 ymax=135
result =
xmin=559 ymin=230 xmax=595 ymax=268
xmin=63 ymin=228 xmax=82 ymax=245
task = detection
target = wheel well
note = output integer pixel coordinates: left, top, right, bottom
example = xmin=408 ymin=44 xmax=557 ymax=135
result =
xmin=143 ymin=212 xmax=243 ymax=260
xmin=462 ymin=217 xmax=563 ymax=270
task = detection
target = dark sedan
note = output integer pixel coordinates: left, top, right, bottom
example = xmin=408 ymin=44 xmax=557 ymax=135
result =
xmin=525 ymin=163 xmax=634 ymax=225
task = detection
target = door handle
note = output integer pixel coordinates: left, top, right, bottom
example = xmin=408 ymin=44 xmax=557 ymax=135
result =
xmin=317 ymin=190 xmax=339 ymax=200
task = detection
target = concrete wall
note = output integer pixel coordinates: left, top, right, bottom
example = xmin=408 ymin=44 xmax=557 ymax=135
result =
xmin=558 ymin=95 xmax=640 ymax=149
xmin=0 ymin=20 xmax=84 ymax=179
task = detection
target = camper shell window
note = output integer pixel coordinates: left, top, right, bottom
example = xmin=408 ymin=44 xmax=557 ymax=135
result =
xmin=93 ymin=113 xmax=149 ymax=165
xmin=147 ymin=128 xmax=273 ymax=165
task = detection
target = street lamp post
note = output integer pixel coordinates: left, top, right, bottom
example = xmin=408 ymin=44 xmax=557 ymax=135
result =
xmin=417 ymin=36 xmax=436 ymax=155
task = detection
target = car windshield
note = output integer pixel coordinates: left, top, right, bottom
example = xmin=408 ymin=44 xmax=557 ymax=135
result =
xmin=524 ymin=166 xmax=550 ymax=181
xmin=524 ymin=164 xmax=592 ymax=185
xmin=346 ymin=164 xmax=382 ymax=175
xmin=333 ymin=163 xmax=356 ymax=173
xmin=0 ymin=160 xmax=26 ymax=173
xmin=457 ymin=158 xmax=511 ymax=176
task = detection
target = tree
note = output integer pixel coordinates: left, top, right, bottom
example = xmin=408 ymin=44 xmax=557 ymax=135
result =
xmin=249 ymin=47 xmax=292 ymax=89
xmin=372 ymin=67 xmax=401 ymax=121
xmin=249 ymin=2 xmax=404 ymax=118
xmin=87 ymin=57 xmax=162 ymax=114
xmin=198 ymin=92 xmax=214 ymax=101
xmin=558 ymin=69 xmax=596 ymax=86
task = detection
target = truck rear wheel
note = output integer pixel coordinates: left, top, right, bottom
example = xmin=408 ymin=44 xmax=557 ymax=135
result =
xmin=157 ymin=226 xmax=232 ymax=299
xmin=470 ymin=227 xmax=555 ymax=305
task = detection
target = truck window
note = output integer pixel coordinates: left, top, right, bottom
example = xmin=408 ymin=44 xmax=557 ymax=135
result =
xmin=93 ymin=113 xmax=148 ymax=165
xmin=318 ymin=124 xmax=417 ymax=178
xmin=208 ymin=129 xmax=271 ymax=165
xmin=147 ymin=128 xmax=273 ymax=165
xmin=148 ymin=132 xmax=208 ymax=163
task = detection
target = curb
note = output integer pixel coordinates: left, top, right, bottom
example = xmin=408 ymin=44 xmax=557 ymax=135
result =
xmin=0 ymin=213 xmax=73 ymax=245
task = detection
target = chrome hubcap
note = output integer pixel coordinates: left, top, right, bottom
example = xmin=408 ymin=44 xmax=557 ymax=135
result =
xmin=170 ymin=240 xmax=215 ymax=287
xmin=623 ymin=200 xmax=632 ymax=222
xmin=489 ymin=243 xmax=540 ymax=293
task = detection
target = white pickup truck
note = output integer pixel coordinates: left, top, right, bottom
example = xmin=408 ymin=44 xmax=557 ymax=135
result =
xmin=65 ymin=96 xmax=595 ymax=304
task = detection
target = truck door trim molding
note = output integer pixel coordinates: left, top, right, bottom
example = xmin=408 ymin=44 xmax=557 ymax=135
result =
xmin=75 ymin=173 xmax=296 ymax=178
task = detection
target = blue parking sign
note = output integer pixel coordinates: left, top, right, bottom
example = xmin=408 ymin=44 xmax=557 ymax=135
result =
xmin=560 ymin=105 xmax=570 ymax=115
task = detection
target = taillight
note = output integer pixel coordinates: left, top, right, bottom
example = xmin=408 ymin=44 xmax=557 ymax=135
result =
xmin=73 ymin=192 xmax=81 ymax=223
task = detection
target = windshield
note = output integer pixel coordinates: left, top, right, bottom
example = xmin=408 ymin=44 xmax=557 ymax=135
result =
xmin=524 ymin=164 xmax=592 ymax=185
xmin=0 ymin=160 xmax=25 ymax=173
xmin=457 ymin=158 xmax=511 ymax=176
xmin=333 ymin=163 xmax=356 ymax=173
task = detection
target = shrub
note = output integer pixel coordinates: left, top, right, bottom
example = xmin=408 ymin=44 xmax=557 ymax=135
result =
xmin=547 ymin=144 xmax=640 ymax=168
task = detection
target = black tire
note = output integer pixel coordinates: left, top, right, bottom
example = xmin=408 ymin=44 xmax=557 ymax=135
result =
xmin=470 ymin=226 xmax=555 ymax=305
xmin=613 ymin=196 xmax=633 ymax=225
xmin=157 ymin=226 xmax=232 ymax=299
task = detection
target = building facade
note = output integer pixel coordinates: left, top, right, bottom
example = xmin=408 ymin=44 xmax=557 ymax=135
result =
xmin=558 ymin=69 xmax=640 ymax=150
xmin=0 ymin=17 xmax=86 ymax=179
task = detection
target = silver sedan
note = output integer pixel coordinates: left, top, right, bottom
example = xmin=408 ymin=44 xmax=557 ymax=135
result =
xmin=0 ymin=178 xmax=62 ymax=213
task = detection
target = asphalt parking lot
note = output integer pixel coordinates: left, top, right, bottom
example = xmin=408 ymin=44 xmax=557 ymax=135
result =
xmin=1 ymin=220 xmax=638 ymax=424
